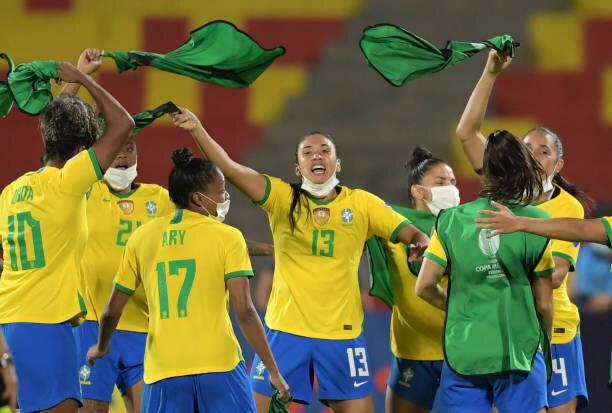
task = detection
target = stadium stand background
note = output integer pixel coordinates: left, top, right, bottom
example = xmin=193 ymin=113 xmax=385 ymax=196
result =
xmin=0 ymin=0 xmax=610 ymax=411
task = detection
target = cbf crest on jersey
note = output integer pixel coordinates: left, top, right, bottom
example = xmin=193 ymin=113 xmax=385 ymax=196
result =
xmin=117 ymin=200 xmax=134 ymax=215
xmin=313 ymin=207 xmax=330 ymax=225
xmin=341 ymin=208 xmax=353 ymax=224
xmin=146 ymin=201 xmax=158 ymax=217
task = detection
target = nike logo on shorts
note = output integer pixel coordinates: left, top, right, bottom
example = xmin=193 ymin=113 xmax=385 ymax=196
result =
xmin=551 ymin=389 xmax=568 ymax=397
xmin=353 ymin=381 xmax=368 ymax=388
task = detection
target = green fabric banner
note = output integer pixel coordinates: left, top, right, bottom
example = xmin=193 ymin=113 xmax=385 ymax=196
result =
xmin=106 ymin=20 xmax=285 ymax=88
xmin=360 ymin=24 xmax=518 ymax=86
xmin=98 ymin=101 xmax=180 ymax=140
xmin=268 ymin=390 xmax=291 ymax=413
xmin=0 ymin=54 xmax=58 ymax=117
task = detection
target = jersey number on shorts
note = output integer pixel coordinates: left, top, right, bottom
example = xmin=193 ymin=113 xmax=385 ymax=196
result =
xmin=155 ymin=259 xmax=196 ymax=320
xmin=552 ymin=357 xmax=568 ymax=387
xmin=6 ymin=212 xmax=46 ymax=271
xmin=116 ymin=219 xmax=142 ymax=246
xmin=312 ymin=229 xmax=335 ymax=257
xmin=347 ymin=347 xmax=369 ymax=377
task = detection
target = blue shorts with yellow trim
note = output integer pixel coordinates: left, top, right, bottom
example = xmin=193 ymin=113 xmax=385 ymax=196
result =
xmin=1 ymin=322 xmax=82 ymax=412
xmin=74 ymin=320 xmax=145 ymax=402
xmin=251 ymin=327 xmax=372 ymax=404
xmin=388 ymin=357 xmax=443 ymax=409
xmin=142 ymin=362 xmax=255 ymax=413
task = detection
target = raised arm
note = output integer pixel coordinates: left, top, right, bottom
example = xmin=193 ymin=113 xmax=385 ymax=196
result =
xmin=61 ymin=48 xmax=104 ymax=96
xmin=227 ymin=277 xmax=290 ymax=400
xmin=57 ymin=62 xmax=134 ymax=170
xmin=173 ymin=109 xmax=267 ymax=202
xmin=455 ymin=50 xmax=512 ymax=172
xmin=477 ymin=201 xmax=609 ymax=244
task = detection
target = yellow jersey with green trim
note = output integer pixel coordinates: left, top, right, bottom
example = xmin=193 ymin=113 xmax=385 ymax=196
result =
xmin=388 ymin=241 xmax=447 ymax=360
xmin=81 ymin=181 xmax=175 ymax=332
xmin=257 ymin=175 xmax=410 ymax=340
xmin=600 ymin=216 xmax=612 ymax=246
xmin=114 ymin=208 xmax=253 ymax=383
xmin=537 ymin=187 xmax=584 ymax=344
xmin=0 ymin=149 xmax=103 ymax=324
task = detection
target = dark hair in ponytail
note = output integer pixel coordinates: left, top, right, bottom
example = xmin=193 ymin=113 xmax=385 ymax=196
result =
xmin=168 ymin=147 xmax=220 ymax=209
xmin=526 ymin=127 xmax=595 ymax=214
xmin=405 ymin=147 xmax=445 ymax=205
xmin=288 ymin=132 xmax=339 ymax=233
xmin=480 ymin=130 xmax=545 ymax=206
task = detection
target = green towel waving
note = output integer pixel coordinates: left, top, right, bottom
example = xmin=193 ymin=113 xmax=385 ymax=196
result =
xmin=98 ymin=101 xmax=180 ymax=141
xmin=105 ymin=20 xmax=285 ymax=88
xmin=360 ymin=23 xmax=518 ymax=86
xmin=0 ymin=54 xmax=59 ymax=117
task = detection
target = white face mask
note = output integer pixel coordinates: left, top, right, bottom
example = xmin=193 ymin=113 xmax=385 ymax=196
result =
xmin=542 ymin=163 xmax=558 ymax=194
xmin=104 ymin=164 xmax=137 ymax=191
xmin=301 ymin=173 xmax=339 ymax=198
xmin=198 ymin=192 xmax=230 ymax=223
xmin=424 ymin=185 xmax=460 ymax=216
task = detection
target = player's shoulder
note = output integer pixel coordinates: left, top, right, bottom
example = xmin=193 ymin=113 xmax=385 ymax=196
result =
xmin=555 ymin=188 xmax=585 ymax=218
xmin=517 ymin=204 xmax=551 ymax=220
xmin=136 ymin=183 xmax=168 ymax=196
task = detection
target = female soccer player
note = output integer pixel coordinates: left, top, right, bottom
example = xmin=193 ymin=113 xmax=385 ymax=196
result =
xmin=367 ymin=147 xmax=459 ymax=413
xmin=87 ymin=148 xmax=290 ymax=412
xmin=0 ymin=62 xmax=134 ymax=413
xmin=456 ymin=50 xmax=590 ymax=412
xmin=416 ymin=129 xmax=555 ymax=413
xmin=64 ymin=48 xmax=275 ymax=413
xmin=171 ymin=109 xmax=428 ymax=413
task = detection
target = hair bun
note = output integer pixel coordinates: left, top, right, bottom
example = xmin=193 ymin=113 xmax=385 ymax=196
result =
xmin=407 ymin=146 xmax=433 ymax=170
xmin=171 ymin=147 xmax=193 ymax=168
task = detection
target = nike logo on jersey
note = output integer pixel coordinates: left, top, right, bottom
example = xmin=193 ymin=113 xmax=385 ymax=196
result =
xmin=103 ymin=198 xmax=111 ymax=202
xmin=353 ymin=381 xmax=368 ymax=388
xmin=551 ymin=389 xmax=568 ymax=397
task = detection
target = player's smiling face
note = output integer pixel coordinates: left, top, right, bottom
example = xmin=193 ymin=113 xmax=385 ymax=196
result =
xmin=110 ymin=141 xmax=137 ymax=170
xmin=295 ymin=134 xmax=341 ymax=184
xmin=523 ymin=130 xmax=564 ymax=178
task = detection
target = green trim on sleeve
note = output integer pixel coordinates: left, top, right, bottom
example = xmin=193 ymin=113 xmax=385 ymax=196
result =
xmin=551 ymin=251 xmax=576 ymax=271
xmin=87 ymin=148 xmax=104 ymax=180
xmin=600 ymin=217 xmax=612 ymax=247
xmin=254 ymin=175 xmax=271 ymax=206
xmin=224 ymin=270 xmax=254 ymax=280
xmin=424 ymin=251 xmax=447 ymax=269
xmin=390 ymin=220 xmax=410 ymax=243
xmin=534 ymin=268 xmax=555 ymax=278
xmin=113 ymin=281 xmax=135 ymax=296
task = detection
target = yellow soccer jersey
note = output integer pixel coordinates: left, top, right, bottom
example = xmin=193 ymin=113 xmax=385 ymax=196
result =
xmin=114 ymin=209 xmax=253 ymax=384
xmin=81 ymin=182 xmax=175 ymax=332
xmin=386 ymin=239 xmax=447 ymax=360
xmin=601 ymin=216 xmax=612 ymax=246
xmin=0 ymin=149 xmax=103 ymax=324
xmin=537 ymin=187 xmax=584 ymax=344
xmin=257 ymin=175 xmax=410 ymax=340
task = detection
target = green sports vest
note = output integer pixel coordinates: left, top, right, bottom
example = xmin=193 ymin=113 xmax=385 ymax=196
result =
xmin=436 ymin=198 xmax=552 ymax=376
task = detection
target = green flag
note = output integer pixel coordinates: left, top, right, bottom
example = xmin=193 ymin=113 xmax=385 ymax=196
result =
xmin=0 ymin=53 xmax=15 ymax=118
xmin=0 ymin=55 xmax=58 ymax=117
xmin=105 ymin=20 xmax=285 ymax=88
xmin=268 ymin=390 xmax=291 ymax=413
xmin=360 ymin=24 xmax=518 ymax=86
xmin=98 ymin=101 xmax=180 ymax=140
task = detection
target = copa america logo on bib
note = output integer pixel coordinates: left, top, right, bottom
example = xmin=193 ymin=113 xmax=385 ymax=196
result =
xmin=478 ymin=229 xmax=500 ymax=257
